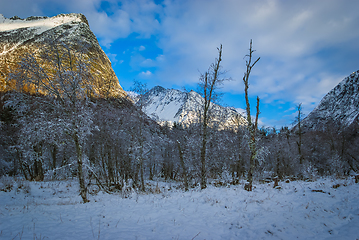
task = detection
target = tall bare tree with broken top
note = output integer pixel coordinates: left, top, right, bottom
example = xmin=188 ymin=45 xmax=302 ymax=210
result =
xmin=198 ymin=44 xmax=226 ymax=189
xmin=242 ymin=39 xmax=260 ymax=191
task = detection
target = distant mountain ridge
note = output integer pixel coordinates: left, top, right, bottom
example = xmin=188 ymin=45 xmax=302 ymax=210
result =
xmin=301 ymin=70 xmax=359 ymax=131
xmin=130 ymin=86 xmax=247 ymax=129
xmin=0 ymin=13 xmax=125 ymax=97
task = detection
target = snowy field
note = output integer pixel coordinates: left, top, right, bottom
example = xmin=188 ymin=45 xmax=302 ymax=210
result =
xmin=1 ymin=177 xmax=358 ymax=240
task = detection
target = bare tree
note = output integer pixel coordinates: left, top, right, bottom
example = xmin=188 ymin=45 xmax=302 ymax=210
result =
xmin=242 ymin=39 xmax=260 ymax=191
xmin=130 ymin=80 xmax=148 ymax=191
xmin=198 ymin=44 xmax=226 ymax=189
xmin=10 ymin=39 xmax=94 ymax=203
xmin=295 ymin=103 xmax=304 ymax=164
xmin=176 ymin=139 xmax=189 ymax=191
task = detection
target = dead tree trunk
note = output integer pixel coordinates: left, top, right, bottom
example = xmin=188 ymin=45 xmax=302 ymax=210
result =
xmin=139 ymin=134 xmax=145 ymax=192
xmin=200 ymin=101 xmax=209 ymax=190
xmin=177 ymin=140 xmax=188 ymax=191
xmin=129 ymin=80 xmax=148 ymax=192
xmin=198 ymin=45 xmax=225 ymax=189
xmin=242 ymin=39 xmax=260 ymax=191
xmin=73 ymin=133 xmax=89 ymax=203
xmin=296 ymin=103 xmax=304 ymax=164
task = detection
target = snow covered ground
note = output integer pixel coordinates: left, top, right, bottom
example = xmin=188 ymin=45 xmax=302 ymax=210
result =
xmin=1 ymin=177 xmax=358 ymax=240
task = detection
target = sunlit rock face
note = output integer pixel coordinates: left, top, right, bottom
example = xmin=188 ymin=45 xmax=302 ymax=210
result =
xmin=129 ymin=86 xmax=247 ymax=129
xmin=301 ymin=70 xmax=359 ymax=131
xmin=0 ymin=13 xmax=125 ymax=97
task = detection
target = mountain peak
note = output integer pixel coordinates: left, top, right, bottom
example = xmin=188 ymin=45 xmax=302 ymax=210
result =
xmin=0 ymin=13 xmax=88 ymax=34
xmin=149 ymin=86 xmax=166 ymax=95
xmin=133 ymin=86 xmax=247 ymax=129
xmin=0 ymin=13 xmax=125 ymax=97
xmin=301 ymin=70 xmax=359 ymax=130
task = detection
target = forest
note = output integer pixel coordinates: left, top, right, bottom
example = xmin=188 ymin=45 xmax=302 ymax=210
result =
xmin=1 ymin=39 xmax=358 ymax=203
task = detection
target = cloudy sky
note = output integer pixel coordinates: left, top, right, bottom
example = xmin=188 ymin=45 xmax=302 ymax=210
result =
xmin=2 ymin=0 xmax=359 ymax=127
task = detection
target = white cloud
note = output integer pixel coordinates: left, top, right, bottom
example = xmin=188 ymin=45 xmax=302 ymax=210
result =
xmin=106 ymin=52 xmax=118 ymax=64
xmin=129 ymin=52 xmax=163 ymax=70
xmin=152 ymin=0 xmax=359 ymax=112
xmin=140 ymin=70 xmax=153 ymax=77
xmin=0 ymin=0 xmax=47 ymax=18
xmin=141 ymin=59 xmax=155 ymax=67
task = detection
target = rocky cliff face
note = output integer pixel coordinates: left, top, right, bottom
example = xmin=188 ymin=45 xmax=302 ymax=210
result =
xmin=131 ymin=86 xmax=247 ymax=129
xmin=301 ymin=70 xmax=359 ymax=131
xmin=0 ymin=13 xmax=125 ymax=97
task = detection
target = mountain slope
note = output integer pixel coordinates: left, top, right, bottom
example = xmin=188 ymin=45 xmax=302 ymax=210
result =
xmin=0 ymin=13 xmax=125 ymax=97
xmin=133 ymin=86 xmax=247 ymax=129
xmin=301 ymin=70 xmax=359 ymax=130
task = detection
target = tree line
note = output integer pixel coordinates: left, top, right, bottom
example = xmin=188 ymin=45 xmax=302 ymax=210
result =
xmin=0 ymin=39 xmax=358 ymax=203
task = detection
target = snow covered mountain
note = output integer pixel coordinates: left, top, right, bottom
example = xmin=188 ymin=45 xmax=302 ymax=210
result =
xmin=301 ymin=70 xmax=359 ymax=131
xmin=131 ymin=86 xmax=247 ymax=129
xmin=0 ymin=13 xmax=125 ymax=97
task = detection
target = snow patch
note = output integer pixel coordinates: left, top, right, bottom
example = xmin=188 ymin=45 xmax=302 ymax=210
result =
xmin=136 ymin=86 xmax=247 ymax=128
xmin=0 ymin=14 xmax=82 ymax=35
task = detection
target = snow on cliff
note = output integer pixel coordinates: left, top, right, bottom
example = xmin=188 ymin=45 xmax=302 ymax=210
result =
xmin=0 ymin=14 xmax=82 ymax=35
xmin=301 ymin=70 xmax=359 ymax=130
xmin=0 ymin=14 xmax=86 ymax=56
xmin=130 ymin=86 xmax=247 ymax=128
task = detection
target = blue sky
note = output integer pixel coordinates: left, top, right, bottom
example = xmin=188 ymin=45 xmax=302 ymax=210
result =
xmin=2 ymin=0 xmax=359 ymax=128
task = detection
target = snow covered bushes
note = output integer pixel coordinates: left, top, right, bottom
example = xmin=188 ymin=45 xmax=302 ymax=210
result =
xmin=0 ymin=175 xmax=13 ymax=192
xmin=0 ymin=175 xmax=30 ymax=193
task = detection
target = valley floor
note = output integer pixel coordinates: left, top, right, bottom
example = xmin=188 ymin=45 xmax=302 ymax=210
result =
xmin=0 ymin=177 xmax=358 ymax=240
